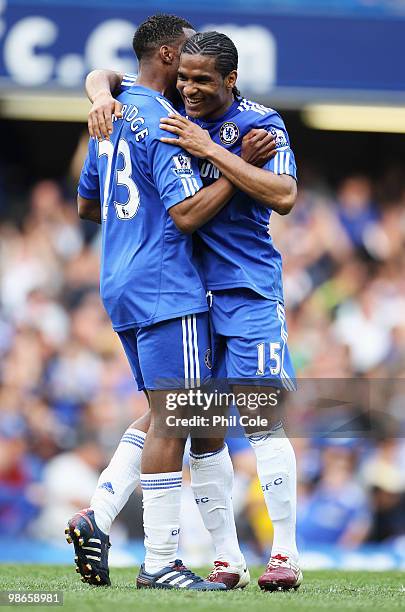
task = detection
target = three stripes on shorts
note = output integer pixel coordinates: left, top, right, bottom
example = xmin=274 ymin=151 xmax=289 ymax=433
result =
xmin=181 ymin=314 xmax=200 ymax=389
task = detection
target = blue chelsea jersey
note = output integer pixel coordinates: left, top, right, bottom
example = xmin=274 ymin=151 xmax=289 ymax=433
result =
xmin=195 ymin=98 xmax=297 ymax=302
xmin=118 ymin=76 xmax=297 ymax=302
xmin=78 ymin=84 xmax=207 ymax=331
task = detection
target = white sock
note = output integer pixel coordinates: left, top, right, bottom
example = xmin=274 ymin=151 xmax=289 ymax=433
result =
xmin=141 ymin=471 xmax=182 ymax=574
xmin=189 ymin=445 xmax=243 ymax=566
xmin=90 ymin=428 xmax=145 ymax=534
xmin=179 ymin=483 xmax=214 ymax=566
xmin=247 ymin=428 xmax=299 ymax=562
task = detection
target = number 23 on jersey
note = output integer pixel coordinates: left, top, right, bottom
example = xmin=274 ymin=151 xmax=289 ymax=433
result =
xmin=98 ymin=139 xmax=140 ymax=221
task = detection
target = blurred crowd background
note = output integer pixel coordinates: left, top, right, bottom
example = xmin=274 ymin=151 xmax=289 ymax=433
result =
xmin=2 ymin=151 xmax=405 ymax=559
xmin=1 ymin=0 xmax=405 ymax=566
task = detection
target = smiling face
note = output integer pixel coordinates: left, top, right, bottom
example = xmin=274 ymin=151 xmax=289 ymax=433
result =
xmin=177 ymin=53 xmax=237 ymax=120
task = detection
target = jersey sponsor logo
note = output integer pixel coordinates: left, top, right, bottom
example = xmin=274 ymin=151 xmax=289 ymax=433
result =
xmin=270 ymin=127 xmax=288 ymax=149
xmin=219 ymin=121 xmax=240 ymax=146
xmin=200 ymin=160 xmax=221 ymax=180
xmin=172 ymin=154 xmax=194 ymax=177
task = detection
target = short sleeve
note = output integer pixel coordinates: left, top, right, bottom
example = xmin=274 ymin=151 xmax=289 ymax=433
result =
xmin=78 ymin=138 xmax=100 ymax=200
xmin=148 ymin=136 xmax=203 ymax=211
xmin=258 ymin=112 xmax=297 ymax=180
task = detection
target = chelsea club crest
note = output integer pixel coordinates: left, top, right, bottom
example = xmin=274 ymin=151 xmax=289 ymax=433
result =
xmin=219 ymin=122 xmax=240 ymax=146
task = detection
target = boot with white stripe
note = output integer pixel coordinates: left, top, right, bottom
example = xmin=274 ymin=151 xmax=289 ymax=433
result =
xmin=136 ymin=559 xmax=226 ymax=590
xmin=206 ymin=558 xmax=250 ymax=590
xmin=258 ymin=554 xmax=303 ymax=591
xmin=65 ymin=508 xmax=111 ymax=586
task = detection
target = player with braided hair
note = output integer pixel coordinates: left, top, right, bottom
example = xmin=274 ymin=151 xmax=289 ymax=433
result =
xmin=181 ymin=31 xmax=241 ymax=99
xmin=160 ymin=30 xmax=302 ymax=592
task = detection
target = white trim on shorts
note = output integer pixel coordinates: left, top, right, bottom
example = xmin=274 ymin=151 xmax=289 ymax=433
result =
xmin=276 ymin=302 xmax=295 ymax=391
xmin=181 ymin=314 xmax=201 ymax=389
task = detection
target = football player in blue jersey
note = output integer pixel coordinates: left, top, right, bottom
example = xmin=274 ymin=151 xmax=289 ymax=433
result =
xmin=81 ymin=26 xmax=303 ymax=592
xmin=79 ymin=23 xmax=302 ymax=590
xmin=66 ymin=16 xmax=278 ymax=591
xmin=69 ymin=15 xmax=277 ymax=591
xmin=158 ymin=31 xmax=301 ymax=591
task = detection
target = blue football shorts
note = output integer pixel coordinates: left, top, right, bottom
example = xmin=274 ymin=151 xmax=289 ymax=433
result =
xmin=209 ymin=288 xmax=296 ymax=390
xmin=118 ymin=312 xmax=212 ymax=392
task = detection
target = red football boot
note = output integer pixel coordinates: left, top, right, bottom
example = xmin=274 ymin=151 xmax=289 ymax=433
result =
xmin=206 ymin=559 xmax=250 ymax=590
xmin=258 ymin=554 xmax=303 ymax=591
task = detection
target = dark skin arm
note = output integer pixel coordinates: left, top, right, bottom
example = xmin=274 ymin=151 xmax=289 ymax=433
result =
xmin=85 ymin=70 xmax=124 ymax=141
xmin=77 ymin=195 xmax=101 ymax=224
xmin=77 ymin=181 xmax=233 ymax=232
xmin=77 ymin=175 xmax=234 ymax=231
xmin=169 ymin=177 xmax=235 ymax=234
xmin=168 ymin=128 xmax=276 ymax=233
xmin=160 ymin=114 xmax=296 ymax=215
xmin=77 ymin=131 xmax=275 ymax=230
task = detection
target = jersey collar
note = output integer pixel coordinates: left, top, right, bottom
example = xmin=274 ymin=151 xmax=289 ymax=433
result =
xmin=194 ymin=99 xmax=240 ymax=128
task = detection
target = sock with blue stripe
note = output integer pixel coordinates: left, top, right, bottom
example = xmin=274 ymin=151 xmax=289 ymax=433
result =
xmin=90 ymin=427 xmax=146 ymax=534
xmin=189 ymin=444 xmax=243 ymax=565
xmin=141 ymin=471 xmax=182 ymax=574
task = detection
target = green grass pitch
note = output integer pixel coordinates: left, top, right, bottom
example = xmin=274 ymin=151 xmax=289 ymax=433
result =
xmin=1 ymin=566 xmax=405 ymax=612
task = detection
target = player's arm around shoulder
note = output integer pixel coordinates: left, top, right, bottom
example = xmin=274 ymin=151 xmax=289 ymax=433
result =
xmin=85 ymin=70 xmax=129 ymax=141
xmin=160 ymin=113 xmax=297 ymax=215
xmin=168 ymin=176 xmax=236 ymax=234
xmin=150 ymin=114 xmax=236 ymax=234
xmin=206 ymin=132 xmax=297 ymax=215
xmin=239 ymin=126 xmax=296 ymax=214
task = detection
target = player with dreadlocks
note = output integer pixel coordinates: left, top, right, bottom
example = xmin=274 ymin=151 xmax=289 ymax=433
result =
xmin=159 ymin=30 xmax=302 ymax=592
